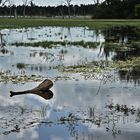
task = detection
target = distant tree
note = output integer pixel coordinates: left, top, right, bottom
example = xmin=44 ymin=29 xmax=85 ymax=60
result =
xmin=135 ymin=4 xmax=140 ymax=18
xmin=58 ymin=1 xmax=65 ymax=18
xmin=0 ymin=0 xmax=15 ymax=17
xmin=29 ymin=0 xmax=35 ymax=17
xmin=64 ymin=0 xmax=72 ymax=18
xmin=92 ymin=0 xmax=106 ymax=18
xmin=22 ymin=0 xmax=33 ymax=17
xmin=7 ymin=0 xmax=14 ymax=17
xmin=22 ymin=0 xmax=28 ymax=17
xmin=13 ymin=5 xmax=17 ymax=18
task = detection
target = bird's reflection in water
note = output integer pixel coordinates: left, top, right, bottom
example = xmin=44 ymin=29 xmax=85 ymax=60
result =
xmin=10 ymin=89 xmax=54 ymax=100
xmin=10 ymin=79 xmax=54 ymax=100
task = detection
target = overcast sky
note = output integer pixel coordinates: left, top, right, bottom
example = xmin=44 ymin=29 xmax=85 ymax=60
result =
xmin=9 ymin=0 xmax=94 ymax=6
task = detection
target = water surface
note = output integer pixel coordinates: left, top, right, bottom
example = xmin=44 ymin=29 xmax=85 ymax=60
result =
xmin=0 ymin=26 xmax=140 ymax=140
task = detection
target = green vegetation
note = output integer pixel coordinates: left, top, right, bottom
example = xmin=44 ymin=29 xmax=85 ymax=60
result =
xmin=0 ymin=19 xmax=140 ymax=29
xmin=0 ymin=48 xmax=9 ymax=54
xmin=104 ymin=42 xmax=140 ymax=51
xmin=12 ymin=40 xmax=97 ymax=48
xmin=115 ymin=57 xmax=140 ymax=71
xmin=61 ymin=57 xmax=140 ymax=74
xmin=135 ymin=4 xmax=140 ymax=18
xmin=12 ymin=40 xmax=140 ymax=50
xmin=16 ymin=63 xmax=26 ymax=69
xmin=0 ymin=72 xmax=43 ymax=84
xmin=62 ymin=60 xmax=112 ymax=74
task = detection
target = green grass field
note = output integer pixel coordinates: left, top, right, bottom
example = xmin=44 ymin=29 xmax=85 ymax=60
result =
xmin=0 ymin=18 xmax=140 ymax=29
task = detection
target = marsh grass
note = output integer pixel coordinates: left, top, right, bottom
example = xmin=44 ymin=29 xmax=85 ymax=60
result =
xmin=39 ymin=105 xmax=48 ymax=119
xmin=114 ymin=57 xmax=140 ymax=71
xmin=0 ymin=19 xmax=140 ymax=29
xmin=16 ymin=63 xmax=26 ymax=69
xmin=63 ymin=60 xmax=112 ymax=74
xmin=12 ymin=40 xmax=97 ymax=48
xmin=62 ymin=57 xmax=140 ymax=75
xmin=0 ymin=48 xmax=9 ymax=54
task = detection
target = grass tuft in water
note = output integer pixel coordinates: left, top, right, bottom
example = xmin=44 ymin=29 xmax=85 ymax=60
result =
xmin=0 ymin=48 xmax=9 ymax=54
xmin=16 ymin=63 xmax=26 ymax=69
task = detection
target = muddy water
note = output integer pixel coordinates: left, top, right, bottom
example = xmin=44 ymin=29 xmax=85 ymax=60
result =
xmin=0 ymin=26 xmax=140 ymax=140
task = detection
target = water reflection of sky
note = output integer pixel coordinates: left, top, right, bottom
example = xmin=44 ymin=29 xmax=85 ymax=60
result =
xmin=0 ymin=45 xmax=114 ymax=77
xmin=1 ymin=27 xmax=105 ymax=44
xmin=0 ymin=27 xmax=140 ymax=140
xmin=0 ymin=80 xmax=140 ymax=140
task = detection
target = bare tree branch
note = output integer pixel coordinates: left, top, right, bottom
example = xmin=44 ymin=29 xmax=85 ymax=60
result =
xmin=0 ymin=0 xmax=9 ymax=6
xmin=93 ymin=0 xmax=104 ymax=5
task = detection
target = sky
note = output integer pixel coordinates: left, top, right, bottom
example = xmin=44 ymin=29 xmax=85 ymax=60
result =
xmin=8 ymin=0 xmax=94 ymax=6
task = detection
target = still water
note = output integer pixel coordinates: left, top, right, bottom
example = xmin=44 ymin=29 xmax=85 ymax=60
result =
xmin=0 ymin=26 xmax=140 ymax=140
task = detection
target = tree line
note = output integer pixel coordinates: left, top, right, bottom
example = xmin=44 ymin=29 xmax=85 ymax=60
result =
xmin=0 ymin=0 xmax=140 ymax=19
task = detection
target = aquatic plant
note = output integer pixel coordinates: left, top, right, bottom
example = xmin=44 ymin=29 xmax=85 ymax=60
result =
xmin=104 ymin=42 xmax=140 ymax=52
xmin=12 ymin=40 xmax=97 ymax=49
xmin=62 ymin=57 xmax=140 ymax=74
xmin=62 ymin=60 xmax=112 ymax=74
xmin=39 ymin=105 xmax=48 ymax=119
xmin=0 ymin=70 xmax=43 ymax=84
xmin=16 ymin=63 xmax=26 ymax=69
xmin=114 ymin=57 xmax=140 ymax=71
xmin=106 ymin=103 xmax=137 ymax=116
xmin=0 ymin=48 xmax=9 ymax=54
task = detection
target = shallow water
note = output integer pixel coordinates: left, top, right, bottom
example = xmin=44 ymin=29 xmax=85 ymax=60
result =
xmin=0 ymin=27 xmax=104 ymax=43
xmin=0 ymin=26 xmax=140 ymax=140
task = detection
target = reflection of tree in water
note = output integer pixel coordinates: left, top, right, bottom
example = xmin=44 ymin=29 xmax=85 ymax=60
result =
xmin=0 ymin=31 xmax=10 ymax=54
xmin=118 ymin=69 xmax=140 ymax=86
xmin=26 ymin=28 xmax=36 ymax=41
xmin=98 ymin=42 xmax=140 ymax=62
xmin=98 ymin=26 xmax=140 ymax=85
xmin=63 ymin=117 xmax=98 ymax=140
xmin=58 ymin=49 xmax=68 ymax=61
xmin=66 ymin=120 xmax=79 ymax=139
xmin=67 ymin=27 xmax=72 ymax=40
xmin=63 ymin=103 xmax=140 ymax=139
xmin=0 ymin=32 xmax=6 ymax=48
xmin=103 ymin=26 xmax=140 ymax=43
xmin=112 ymin=47 xmax=140 ymax=85
xmin=97 ymin=29 xmax=111 ymax=60
xmin=113 ymin=47 xmax=140 ymax=61
xmin=29 ymin=51 xmax=55 ymax=72
xmin=30 ymin=51 xmax=54 ymax=62
xmin=98 ymin=43 xmax=111 ymax=61
xmin=59 ymin=27 xmax=72 ymax=41
xmin=100 ymin=26 xmax=140 ymax=61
